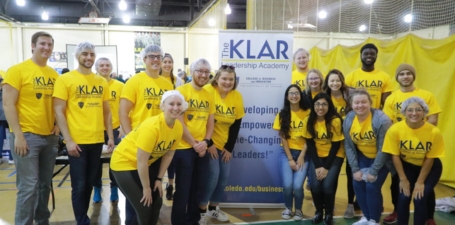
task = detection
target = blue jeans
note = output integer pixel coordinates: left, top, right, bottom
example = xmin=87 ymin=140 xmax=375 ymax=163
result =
xmin=309 ymin=157 xmax=343 ymax=214
xmin=353 ymin=151 xmax=389 ymax=222
xmin=0 ymin=123 xmax=13 ymax=161
xmin=171 ymin=149 xmax=209 ymax=225
xmin=10 ymin=132 xmax=59 ymax=225
xmin=397 ymin=159 xmax=442 ymax=225
xmin=68 ymin=143 xmax=103 ymax=225
xmin=200 ymin=148 xmax=231 ymax=206
xmin=279 ymin=148 xmax=308 ymax=210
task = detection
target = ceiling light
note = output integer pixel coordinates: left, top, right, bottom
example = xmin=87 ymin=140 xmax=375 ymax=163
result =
xmin=119 ymin=0 xmax=127 ymax=11
xmin=404 ymin=14 xmax=413 ymax=23
xmin=359 ymin=24 xmax=367 ymax=32
xmin=287 ymin=24 xmax=293 ymax=29
xmin=224 ymin=3 xmax=231 ymax=14
xmin=208 ymin=18 xmax=216 ymax=27
xmin=364 ymin=0 xmax=374 ymax=4
xmin=41 ymin=11 xmax=49 ymax=21
xmin=123 ymin=15 xmax=130 ymax=23
xmin=318 ymin=10 xmax=327 ymax=19
xmin=16 ymin=0 xmax=25 ymax=6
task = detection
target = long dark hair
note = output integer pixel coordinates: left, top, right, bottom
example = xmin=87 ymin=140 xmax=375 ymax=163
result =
xmin=279 ymin=84 xmax=311 ymax=139
xmin=306 ymin=92 xmax=343 ymax=139
xmin=322 ymin=69 xmax=351 ymax=114
xmin=159 ymin=53 xmax=176 ymax=88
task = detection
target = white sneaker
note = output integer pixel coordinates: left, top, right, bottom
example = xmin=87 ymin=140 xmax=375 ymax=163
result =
xmin=368 ymin=219 xmax=380 ymax=225
xmin=293 ymin=209 xmax=303 ymax=221
xmin=206 ymin=206 xmax=229 ymax=222
xmin=8 ymin=160 xmax=14 ymax=165
xmin=353 ymin=216 xmax=369 ymax=225
xmin=281 ymin=208 xmax=293 ymax=220
xmin=198 ymin=213 xmax=207 ymax=225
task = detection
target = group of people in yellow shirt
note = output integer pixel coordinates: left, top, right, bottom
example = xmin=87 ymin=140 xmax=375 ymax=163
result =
xmin=276 ymin=43 xmax=444 ymax=225
xmin=2 ymin=31 xmax=245 ymax=225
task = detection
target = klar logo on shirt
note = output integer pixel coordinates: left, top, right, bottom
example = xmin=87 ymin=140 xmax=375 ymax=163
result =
xmin=36 ymin=93 xmax=42 ymax=99
xmin=78 ymin=102 xmax=84 ymax=108
xmin=146 ymin=103 xmax=152 ymax=110
xmin=187 ymin=114 xmax=193 ymax=121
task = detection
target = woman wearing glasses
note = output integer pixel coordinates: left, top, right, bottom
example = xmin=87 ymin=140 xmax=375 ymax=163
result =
xmin=159 ymin=53 xmax=184 ymax=201
xmin=303 ymin=69 xmax=324 ymax=101
xmin=273 ymin=84 xmax=311 ymax=221
xmin=382 ymin=97 xmax=444 ymax=225
xmin=303 ymin=93 xmax=344 ymax=225
xmin=343 ymin=89 xmax=394 ymax=225
xmin=198 ymin=65 xmax=245 ymax=224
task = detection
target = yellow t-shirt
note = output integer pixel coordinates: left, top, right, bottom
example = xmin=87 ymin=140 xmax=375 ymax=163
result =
xmin=350 ymin=113 xmax=377 ymax=158
xmin=345 ymin=68 xmax=394 ymax=108
xmin=121 ymin=72 xmax=173 ymax=129
xmin=107 ymin=79 xmax=124 ymax=129
xmin=383 ymin=88 xmax=442 ymax=124
xmin=273 ymin=109 xmax=310 ymax=150
xmin=176 ymin=83 xmax=215 ymax=149
xmin=331 ymin=95 xmax=347 ymax=118
xmin=291 ymin=70 xmax=307 ymax=90
xmin=204 ymin=85 xmax=245 ymax=150
xmin=53 ymin=70 xmax=110 ymax=144
xmin=382 ymin=121 xmax=444 ymax=166
xmin=302 ymin=117 xmax=345 ymax=157
xmin=4 ymin=59 xmax=58 ymax=135
xmin=110 ymin=113 xmax=183 ymax=171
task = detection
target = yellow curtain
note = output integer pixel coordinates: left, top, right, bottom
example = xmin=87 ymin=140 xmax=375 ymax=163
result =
xmin=309 ymin=33 xmax=455 ymax=188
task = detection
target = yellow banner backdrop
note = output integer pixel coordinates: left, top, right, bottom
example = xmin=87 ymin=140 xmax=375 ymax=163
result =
xmin=308 ymin=33 xmax=455 ymax=188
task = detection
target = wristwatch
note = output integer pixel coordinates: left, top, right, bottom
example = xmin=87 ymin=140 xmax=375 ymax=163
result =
xmin=203 ymin=139 xmax=210 ymax=146
xmin=155 ymin=177 xmax=163 ymax=181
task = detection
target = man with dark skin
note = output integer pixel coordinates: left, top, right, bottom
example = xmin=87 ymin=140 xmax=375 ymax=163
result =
xmin=345 ymin=43 xmax=394 ymax=109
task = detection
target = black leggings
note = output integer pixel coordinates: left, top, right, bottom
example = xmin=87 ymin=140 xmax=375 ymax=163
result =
xmin=345 ymin=161 xmax=356 ymax=204
xmin=112 ymin=159 xmax=163 ymax=225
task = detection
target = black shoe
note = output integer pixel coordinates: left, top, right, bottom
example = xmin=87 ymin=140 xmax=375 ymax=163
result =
xmin=166 ymin=184 xmax=174 ymax=200
xmin=312 ymin=211 xmax=324 ymax=224
xmin=323 ymin=214 xmax=333 ymax=225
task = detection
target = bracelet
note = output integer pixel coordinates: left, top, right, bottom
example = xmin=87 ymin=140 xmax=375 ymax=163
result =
xmin=155 ymin=177 xmax=163 ymax=181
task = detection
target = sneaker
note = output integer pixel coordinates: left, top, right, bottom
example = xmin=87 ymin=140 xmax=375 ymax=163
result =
xmin=93 ymin=187 xmax=102 ymax=203
xmin=206 ymin=206 xmax=229 ymax=222
xmin=293 ymin=209 xmax=303 ymax=221
xmin=198 ymin=213 xmax=207 ymax=225
xmin=110 ymin=187 xmax=119 ymax=202
xmin=368 ymin=219 xmax=380 ymax=225
xmin=383 ymin=212 xmax=397 ymax=224
xmin=344 ymin=204 xmax=355 ymax=219
xmin=426 ymin=219 xmax=437 ymax=225
xmin=166 ymin=184 xmax=174 ymax=200
xmin=352 ymin=216 xmax=369 ymax=225
xmin=281 ymin=208 xmax=293 ymax=220
xmin=8 ymin=160 xmax=14 ymax=165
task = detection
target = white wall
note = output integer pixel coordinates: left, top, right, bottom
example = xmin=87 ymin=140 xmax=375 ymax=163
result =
xmin=188 ymin=28 xmax=219 ymax=73
xmin=0 ymin=26 xmax=17 ymax=71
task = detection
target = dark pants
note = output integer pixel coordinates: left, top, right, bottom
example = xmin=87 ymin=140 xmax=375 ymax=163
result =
xmin=345 ymin=161 xmax=356 ymax=204
xmin=171 ymin=149 xmax=209 ymax=225
xmin=113 ymin=158 xmax=163 ymax=225
xmin=397 ymin=159 xmax=442 ymax=225
xmin=391 ymin=159 xmax=440 ymax=219
xmin=68 ymin=143 xmax=103 ymax=225
xmin=94 ymin=128 xmax=122 ymax=188
xmin=309 ymin=157 xmax=343 ymax=215
xmin=167 ymin=158 xmax=176 ymax=180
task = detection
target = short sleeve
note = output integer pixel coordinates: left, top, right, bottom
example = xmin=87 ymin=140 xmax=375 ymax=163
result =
xmin=209 ymin=94 xmax=215 ymax=115
xmin=382 ymin=95 xmax=395 ymax=121
xmin=426 ymin=128 xmax=445 ymax=159
xmin=345 ymin=72 xmax=354 ymax=87
xmin=52 ymin=76 xmax=69 ymax=101
xmin=3 ymin=66 xmax=22 ymax=91
xmin=331 ymin=118 xmax=344 ymax=142
xmin=120 ymin=79 xmax=137 ymax=104
xmin=135 ymin=122 xmax=159 ymax=153
xmin=273 ymin=113 xmax=280 ymax=130
xmin=170 ymin=122 xmax=183 ymax=150
xmin=427 ymin=93 xmax=442 ymax=116
xmin=381 ymin=125 xmax=399 ymax=155
xmin=301 ymin=117 xmax=311 ymax=138
xmin=102 ymin=80 xmax=110 ymax=101
xmin=235 ymin=91 xmax=245 ymax=119
xmin=383 ymin=74 xmax=394 ymax=92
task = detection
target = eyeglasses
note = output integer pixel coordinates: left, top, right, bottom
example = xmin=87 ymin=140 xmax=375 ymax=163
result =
xmin=145 ymin=54 xmax=162 ymax=60
xmin=196 ymin=70 xmax=210 ymax=75
xmin=220 ymin=65 xmax=235 ymax=70
xmin=288 ymin=92 xmax=300 ymax=97
xmin=406 ymin=108 xmax=423 ymax=113
xmin=308 ymin=77 xmax=320 ymax=81
xmin=314 ymin=103 xmax=329 ymax=107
